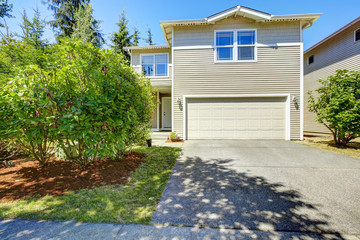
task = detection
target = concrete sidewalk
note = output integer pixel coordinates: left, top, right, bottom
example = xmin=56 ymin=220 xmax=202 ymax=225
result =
xmin=1 ymin=219 xmax=359 ymax=240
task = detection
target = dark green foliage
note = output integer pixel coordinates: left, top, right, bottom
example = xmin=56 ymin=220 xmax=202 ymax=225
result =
xmin=308 ymin=70 xmax=360 ymax=147
xmin=111 ymin=10 xmax=131 ymax=60
xmin=44 ymin=0 xmax=103 ymax=45
xmin=0 ymin=0 xmax=13 ymax=40
xmin=0 ymin=0 xmax=12 ymax=21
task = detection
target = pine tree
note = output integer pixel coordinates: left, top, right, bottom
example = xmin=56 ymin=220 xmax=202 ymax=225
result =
xmin=0 ymin=0 xmax=13 ymax=40
xmin=19 ymin=9 xmax=48 ymax=49
xmin=145 ymin=27 xmax=154 ymax=46
xmin=0 ymin=0 xmax=12 ymax=26
xmin=111 ymin=10 xmax=131 ymax=60
xmin=44 ymin=0 xmax=103 ymax=43
xmin=132 ymin=27 xmax=140 ymax=46
xmin=17 ymin=9 xmax=49 ymax=68
xmin=71 ymin=3 xmax=102 ymax=47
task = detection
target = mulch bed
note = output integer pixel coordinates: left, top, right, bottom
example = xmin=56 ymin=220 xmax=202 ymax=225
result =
xmin=165 ymin=140 xmax=184 ymax=143
xmin=0 ymin=152 xmax=145 ymax=203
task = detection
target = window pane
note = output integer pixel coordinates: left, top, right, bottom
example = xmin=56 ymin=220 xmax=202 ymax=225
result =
xmin=356 ymin=29 xmax=360 ymax=42
xmin=142 ymin=64 xmax=153 ymax=76
xmin=155 ymin=54 xmax=168 ymax=64
xmin=156 ymin=64 xmax=167 ymax=76
xmin=217 ymin=47 xmax=233 ymax=61
xmin=238 ymin=46 xmax=254 ymax=60
xmin=238 ymin=31 xmax=255 ymax=45
xmin=142 ymin=56 xmax=154 ymax=76
xmin=216 ymin=32 xmax=233 ymax=46
xmin=308 ymin=55 xmax=314 ymax=64
xmin=142 ymin=55 xmax=153 ymax=65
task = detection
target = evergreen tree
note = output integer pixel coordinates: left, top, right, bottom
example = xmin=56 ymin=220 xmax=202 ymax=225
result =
xmin=145 ymin=27 xmax=154 ymax=46
xmin=111 ymin=10 xmax=131 ymax=60
xmin=132 ymin=27 xmax=140 ymax=46
xmin=71 ymin=3 xmax=102 ymax=47
xmin=44 ymin=0 xmax=103 ymax=43
xmin=0 ymin=0 xmax=13 ymax=40
xmin=19 ymin=9 xmax=48 ymax=49
xmin=0 ymin=0 xmax=12 ymax=26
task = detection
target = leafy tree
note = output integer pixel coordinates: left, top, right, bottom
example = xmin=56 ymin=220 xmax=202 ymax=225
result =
xmin=44 ymin=0 xmax=103 ymax=43
xmin=0 ymin=46 xmax=58 ymax=165
xmin=145 ymin=27 xmax=154 ymax=46
xmin=111 ymin=10 xmax=131 ymax=60
xmin=0 ymin=38 xmax=154 ymax=167
xmin=71 ymin=3 xmax=103 ymax=47
xmin=132 ymin=27 xmax=140 ymax=46
xmin=308 ymin=70 xmax=360 ymax=147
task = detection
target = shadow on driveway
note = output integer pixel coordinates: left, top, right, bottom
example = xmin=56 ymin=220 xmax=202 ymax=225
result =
xmin=152 ymin=155 xmax=346 ymax=239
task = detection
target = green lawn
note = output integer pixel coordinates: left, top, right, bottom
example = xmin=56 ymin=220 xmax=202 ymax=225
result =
xmin=298 ymin=137 xmax=360 ymax=159
xmin=0 ymin=147 xmax=182 ymax=224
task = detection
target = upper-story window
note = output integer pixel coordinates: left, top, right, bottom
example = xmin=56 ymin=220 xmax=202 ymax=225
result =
xmin=308 ymin=55 xmax=314 ymax=65
xmin=141 ymin=54 xmax=168 ymax=77
xmin=355 ymin=29 xmax=360 ymax=42
xmin=215 ymin=29 xmax=257 ymax=62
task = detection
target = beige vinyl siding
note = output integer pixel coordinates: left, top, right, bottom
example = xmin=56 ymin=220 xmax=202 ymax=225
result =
xmin=174 ymin=16 xmax=301 ymax=47
xmin=304 ymin=22 xmax=360 ymax=135
xmin=173 ymin=46 xmax=301 ymax=139
xmin=131 ymin=48 xmax=172 ymax=86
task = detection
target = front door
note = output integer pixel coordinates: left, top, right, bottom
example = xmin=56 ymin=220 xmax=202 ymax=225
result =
xmin=162 ymin=97 xmax=172 ymax=129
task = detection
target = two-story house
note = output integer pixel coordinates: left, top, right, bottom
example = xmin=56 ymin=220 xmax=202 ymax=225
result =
xmin=304 ymin=17 xmax=360 ymax=136
xmin=125 ymin=6 xmax=321 ymax=140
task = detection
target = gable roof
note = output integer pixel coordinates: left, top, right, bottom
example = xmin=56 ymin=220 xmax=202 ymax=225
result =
xmin=304 ymin=16 xmax=360 ymax=54
xmin=124 ymin=45 xmax=170 ymax=51
xmin=160 ymin=5 xmax=322 ymax=46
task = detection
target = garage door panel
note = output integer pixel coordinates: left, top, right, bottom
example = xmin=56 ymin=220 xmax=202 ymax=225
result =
xmin=187 ymin=98 xmax=286 ymax=140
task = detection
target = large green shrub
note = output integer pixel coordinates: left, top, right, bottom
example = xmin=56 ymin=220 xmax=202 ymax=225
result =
xmin=308 ymin=70 xmax=360 ymax=147
xmin=0 ymin=39 xmax=154 ymax=166
xmin=0 ymin=41 xmax=57 ymax=165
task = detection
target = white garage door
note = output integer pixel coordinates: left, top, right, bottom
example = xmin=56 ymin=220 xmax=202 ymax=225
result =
xmin=186 ymin=98 xmax=286 ymax=140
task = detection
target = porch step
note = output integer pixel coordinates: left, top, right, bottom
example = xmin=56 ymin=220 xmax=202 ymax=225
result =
xmin=151 ymin=132 xmax=170 ymax=140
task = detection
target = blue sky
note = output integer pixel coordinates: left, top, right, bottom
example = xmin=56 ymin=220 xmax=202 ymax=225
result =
xmin=5 ymin=0 xmax=360 ymax=50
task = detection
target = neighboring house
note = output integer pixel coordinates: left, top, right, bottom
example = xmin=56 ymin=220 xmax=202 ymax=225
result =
xmin=304 ymin=17 xmax=360 ymax=136
xmin=125 ymin=6 xmax=321 ymax=140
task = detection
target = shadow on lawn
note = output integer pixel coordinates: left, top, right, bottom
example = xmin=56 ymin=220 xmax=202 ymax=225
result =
xmin=152 ymin=156 xmax=346 ymax=240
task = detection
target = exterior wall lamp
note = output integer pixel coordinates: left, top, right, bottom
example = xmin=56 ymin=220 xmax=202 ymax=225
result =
xmin=176 ymin=97 xmax=182 ymax=105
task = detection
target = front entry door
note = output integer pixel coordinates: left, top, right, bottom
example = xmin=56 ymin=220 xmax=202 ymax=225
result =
xmin=162 ymin=97 xmax=172 ymax=129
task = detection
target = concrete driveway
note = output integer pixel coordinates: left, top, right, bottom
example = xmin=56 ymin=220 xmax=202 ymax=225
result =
xmin=152 ymin=140 xmax=360 ymax=236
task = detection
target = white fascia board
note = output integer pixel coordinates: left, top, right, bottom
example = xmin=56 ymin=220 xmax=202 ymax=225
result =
xmin=240 ymin=7 xmax=271 ymax=20
xmin=160 ymin=24 xmax=170 ymax=46
xmin=207 ymin=7 xmax=239 ymax=23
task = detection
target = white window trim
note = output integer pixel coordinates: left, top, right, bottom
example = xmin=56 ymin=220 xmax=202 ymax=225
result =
xmin=354 ymin=28 xmax=360 ymax=43
xmin=140 ymin=53 xmax=169 ymax=78
xmin=214 ymin=29 xmax=258 ymax=63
